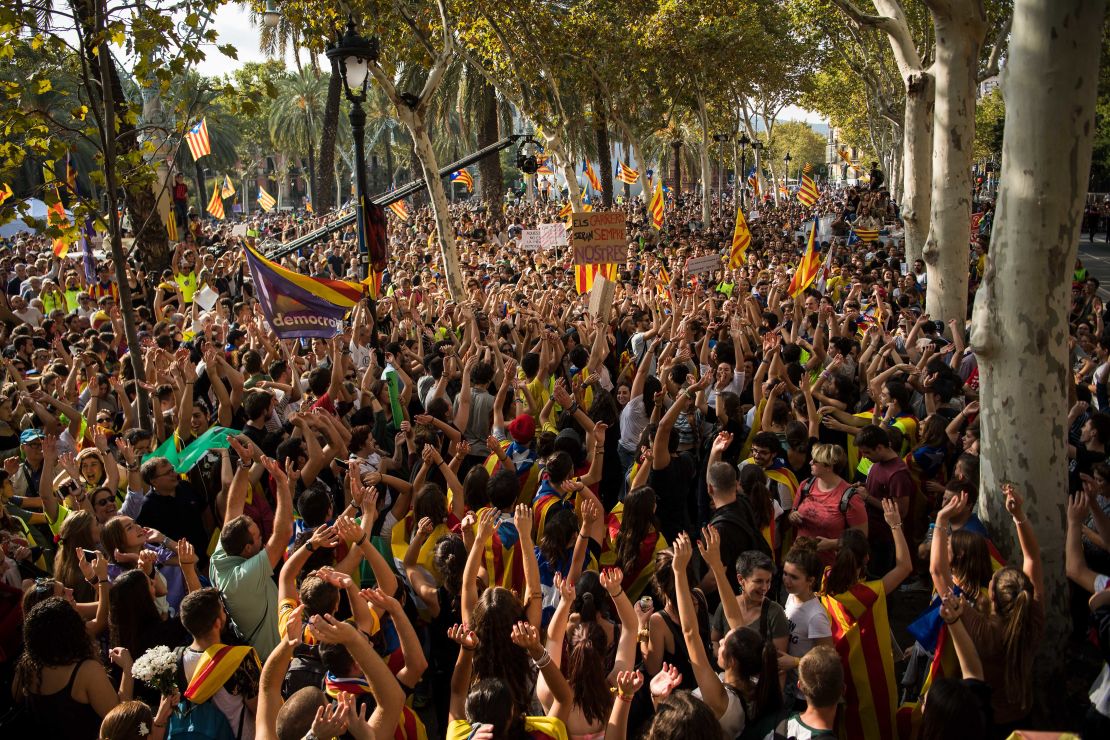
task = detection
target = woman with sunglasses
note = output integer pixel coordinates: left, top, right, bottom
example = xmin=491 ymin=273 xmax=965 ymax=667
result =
xmin=23 ymin=550 xmax=113 ymax=638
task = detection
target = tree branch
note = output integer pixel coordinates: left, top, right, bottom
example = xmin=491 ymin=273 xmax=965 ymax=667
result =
xmin=978 ymin=13 xmax=1011 ymax=83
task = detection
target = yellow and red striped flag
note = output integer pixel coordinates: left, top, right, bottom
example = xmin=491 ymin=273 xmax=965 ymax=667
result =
xmin=184 ymin=118 xmax=212 ymax=161
xmin=851 ymin=225 xmax=880 ymax=243
xmin=616 ymin=161 xmax=639 ymax=185
xmin=557 ymin=201 xmax=573 ymax=220
xmin=450 ymin=169 xmax=474 ymax=192
xmin=582 ymin=160 xmax=601 ymax=191
xmin=388 ymin=200 xmax=410 ymax=221
xmin=574 ymin=263 xmax=617 ymax=294
xmin=0 ymin=182 xmax=12 ymax=205
xmin=787 ymin=217 xmax=821 ymax=297
xmin=802 ymin=162 xmax=813 ymax=175
xmin=362 ymin=268 xmax=384 ymax=300
xmin=647 ymin=180 xmax=664 ymax=230
xmin=257 ymin=186 xmax=277 ymax=212
xmin=166 ymin=209 xmax=179 ymax=241
xmin=206 ymin=182 xmax=225 ymax=219
xmin=729 ymin=207 xmax=751 ymax=268
xmin=837 ymin=148 xmax=866 ymax=174
xmin=47 ymin=188 xmax=71 ymax=258
xmin=820 ymin=581 xmax=897 ymax=740
xmin=220 ymin=174 xmax=236 ymax=199
xmin=797 ymin=174 xmax=819 ymax=207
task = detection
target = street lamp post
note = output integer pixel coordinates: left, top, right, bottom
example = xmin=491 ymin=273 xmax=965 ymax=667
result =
xmin=326 ymin=16 xmax=379 ymax=281
xmin=712 ymin=133 xmax=730 ymax=220
xmin=783 ymin=152 xmax=792 ymax=196
xmin=738 ymin=132 xmax=750 ymax=211
xmin=751 ymin=140 xmax=764 ymax=204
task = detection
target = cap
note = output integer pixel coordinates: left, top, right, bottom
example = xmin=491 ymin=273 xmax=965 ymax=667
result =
xmin=20 ymin=428 xmax=44 ymax=444
xmin=507 ymin=414 xmax=536 ymax=445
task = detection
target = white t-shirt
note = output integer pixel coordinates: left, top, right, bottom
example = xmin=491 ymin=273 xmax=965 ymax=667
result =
xmin=785 ymin=594 xmax=832 ymax=658
xmin=693 ymin=680 xmax=747 ymax=738
xmin=702 ymin=364 xmax=746 ymax=408
xmin=619 ymin=395 xmax=649 ymax=452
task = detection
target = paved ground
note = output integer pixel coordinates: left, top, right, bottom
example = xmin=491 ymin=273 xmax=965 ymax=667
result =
xmin=1078 ymin=234 xmax=1110 ymax=299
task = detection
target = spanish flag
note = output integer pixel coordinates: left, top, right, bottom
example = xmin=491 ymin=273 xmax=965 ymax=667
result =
xmin=574 ymin=263 xmax=617 ymax=295
xmin=582 ymin=160 xmax=601 ymax=191
xmin=648 ymin=180 xmax=664 ymax=230
xmin=797 ymin=174 xmax=819 ymax=207
xmin=787 ymin=217 xmax=821 ymax=297
xmin=821 ymin=580 xmax=897 ymax=740
xmin=184 ymin=643 xmax=261 ymax=704
xmin=729 ymin=206 xmax=751 ymax=268
xmin=600 ymin=503 xmax=668 ymax=601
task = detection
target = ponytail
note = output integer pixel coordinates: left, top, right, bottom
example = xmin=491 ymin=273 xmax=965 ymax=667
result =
xmin=786 ymin=537 xmax=824 ymax=593
xmin=992 ymin=567 xmax=1036 ymax=708
xmin=824 ymin=529 xmax=869 ymax=596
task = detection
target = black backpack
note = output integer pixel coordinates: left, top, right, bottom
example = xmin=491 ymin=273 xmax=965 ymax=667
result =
xmin=281 ymin=642 xmax=326 ymax=698
xmin=711 ymin=498 xmax=771 ymax=560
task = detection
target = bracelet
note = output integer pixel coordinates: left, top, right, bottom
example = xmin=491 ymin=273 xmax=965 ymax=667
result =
xmin=889 ymin=524 xmax=901 ymax=530
xmin=354 ymin=533 xmax=367 ymax=547
xmin=637 ymin=628 xmax=650 ymax=642
xmin=532 ymin=649 xmax=552 ymax=669
xmin=1012 ymin=517 xmax=1026 ymax=525
xmin=942 ymin=616 xmax=960 ymax=625
xmin=153 ymin=721 xmax=167 ymax=728
xmin=610 ymin=687 xmax=635 ymax=702
xmin=86 ymin=577 xmax=106 ymax=585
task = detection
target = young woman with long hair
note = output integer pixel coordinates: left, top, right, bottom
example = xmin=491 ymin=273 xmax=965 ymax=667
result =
xmin=54 ymin=511 xmax=101 ymax=603
xmin=672 ymin=533 xmax=781 ymax=738
xmin=930 ymin=483 xmax=1044 ymax=734
xmin=779 ymin=538 xmax=833 ymax=709
xmin=820 ymin=499 xmax=912 ymax=740
xmin=605 ymin=485 xmax=668 ymax=601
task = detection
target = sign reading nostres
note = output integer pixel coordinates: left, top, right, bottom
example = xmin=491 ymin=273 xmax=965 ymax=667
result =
xmin=572 ymin=211 xmax=628 ymax=265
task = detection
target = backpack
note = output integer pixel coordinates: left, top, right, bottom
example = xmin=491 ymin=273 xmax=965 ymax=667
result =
xmin=167 ymin=648 xmax=247 ymax=740
xmin=280 ymin=642 xmax=327 ymax=699
xmin=711 ymin=498 xmax=771 ymax=560
xmin=794 ymin=478 xmax=860 ymax=528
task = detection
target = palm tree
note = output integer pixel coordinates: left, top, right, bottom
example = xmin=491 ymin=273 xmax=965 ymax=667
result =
xmin=269 ymin=69 xmax=328 ymax=207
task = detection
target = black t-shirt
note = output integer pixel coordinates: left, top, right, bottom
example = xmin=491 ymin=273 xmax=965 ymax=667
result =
xmin=137 ymin=481 xmax=209 ymax=558
xmin=650 ymin=459 xmax=692 ymax=544
xmin=709 ymin=498 xmax=763 ymax=595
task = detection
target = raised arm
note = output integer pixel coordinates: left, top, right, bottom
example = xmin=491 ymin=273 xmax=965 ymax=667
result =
xmin=880 ymin=499 xmax=913 ymax=595
xmin=671 ymin=533 xmax=728 ymax=718
xmin=462 ymin=507 xmax=498 ymax=624
xmin=1004 ymin=483 xmax=1043 ymax=602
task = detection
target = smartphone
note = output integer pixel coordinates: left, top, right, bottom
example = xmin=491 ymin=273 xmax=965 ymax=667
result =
xmin=82 ymin=548 xmax=98 ymax=563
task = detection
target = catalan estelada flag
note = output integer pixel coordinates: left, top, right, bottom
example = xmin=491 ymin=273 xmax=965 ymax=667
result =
xmin=574 ymin=263 xmax=617 ymax=295
xmin=648 ymin=180 xmax=664 ymax=230
xmin=729 ymin=207 xmax=751 ymax=268
xmin=580 ymin=191 xmax=593 ymax=212
xmin=449 ymin=169 xmax=474 ymax=192
xmin=257 ymin=186 xmax=276 ymax=212
xmin=557 ymin=201 xmax=573 ymax=220
xmin=387 ymin=200 xmax=410 ymax=220
xmin=616 ymin=161 xmax=639 ymax=185
xmin=536 ymin=162 xmax=554 ymax=175
xmin=788 ymin=217 xmax=821 ymax=297
xmin=821 ymin=580 xmax=897 ymax=740
xmin=797 ymin=173 xmax=819 ymax=207
xmin=243 ymin=241 xmax=364 ymax=339
xmin=220 ymin=174 xmax=236 ymax=199
xmin=184 ymin=117 xmax=212 ymax=161
xmin=582 ymin=160 xmax=601 ymax=191
xmin=206 ymin=182 xmax=225 ymax=219
xmin=747 ymin=167 xmax=760 ymax=198
xmin=0 ymin=183 xmax=12 ymax=205
xmin=184 ymin=643 xmax=261 ymax=704
xmin=851 ymin=225 xmax=880 ymax=243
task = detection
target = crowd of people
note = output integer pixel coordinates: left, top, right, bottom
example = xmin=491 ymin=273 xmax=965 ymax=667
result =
xmin=0 ymin=175 xmax=1105 ymax=740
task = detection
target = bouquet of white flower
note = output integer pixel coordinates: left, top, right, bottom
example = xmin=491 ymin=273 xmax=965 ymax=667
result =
xmin=130 ymin=645 xmax=179 ymax=696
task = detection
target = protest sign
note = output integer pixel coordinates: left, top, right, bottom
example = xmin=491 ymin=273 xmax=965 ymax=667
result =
xmin=685 ymin=254 xmax=722 ymax=274
xmin=539 ymin=223 xmax=568 ymax=249
xmin=572 ymin=211 xmax=628 ymax=265
xmin=521 ymin=229 xmax=542 ymax=250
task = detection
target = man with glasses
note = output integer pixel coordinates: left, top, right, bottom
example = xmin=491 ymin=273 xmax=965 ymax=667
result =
xmin=740 ymin=431 xmax=799 ymax=516
xmin=132 ymin=456 xmax=208 ymax=566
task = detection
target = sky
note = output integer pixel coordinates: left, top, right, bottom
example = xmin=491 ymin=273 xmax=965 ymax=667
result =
xmin=195 ymin=5 xmax=826 ymax=125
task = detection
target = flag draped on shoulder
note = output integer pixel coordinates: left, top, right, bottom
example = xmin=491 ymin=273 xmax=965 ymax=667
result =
xmin=821 ymin=581 xmax=898 ymax=740
xmin=450 ymin=169 xmax=474 ymax=192
xmin=616 ymin=161 xmax=639 ymax=185
xmin=206 ymin=183 xmax=225 ymax=219
xmin=729 ymin=207 xmax=751 ymax=268
xmin=648 ymin=181 xmax=664 ymax=230
xmin=797 ymin=174 xmax=819 ymax=207
xmin=583 ymin=160 xmax=601 ymax=191
xmin=243 ymin=242 xmax=364 ymax=339
xmin=257 ymin=186 xmax=276 ymax=212
xmin=184 ymin=118 xmax=212 ymax=160
xmin=788 ymin=217 xmax=821 ymax=297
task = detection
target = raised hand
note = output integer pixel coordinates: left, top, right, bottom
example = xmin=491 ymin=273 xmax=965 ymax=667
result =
xmin=177 ymin=538 xmax=198 ymax=568
xmin=311 ymin=694 xmax=351 ymax=739
xmin=309 ymin=524 xmax=342 ymax=551
xmin=513 ymin=503 xmax=534 ymax=543
xmin=359 ymin=586 xmax=402 ymax=615
xmin=881 ymin=498 xmax=903 ymax=530
xmin=447 ymin=623 xmax=480 ymax=650
xmin=510 ymin=620 xmax=542 ymax=657
xmin=260 ymin=455 xmax=288 ymax=486
xmin=474 ymin=507 xmax=499 ymax=543
xmin=306 ymin=613 xmax=360 ymax=646
xmin=334 ymin=515 xmax=363 ymax=545
xmin=1067 ymin=490 xmax=1090 ymax=524
xmin=137 ymin=549 xmax=157 ymax=577
xmin=711 ymin=431 xmax=733 ymax=455
xmin=698 ymin=525 xmax=722 ymax=567
xmin=615 ymin=670 xmax=644 ymax=699
xmin=649 ymin=662 xmax=682 ymax=700
xmin=553 ymin=572 xmax=575 ymax=603
xmin=672 ymin=532 xmax=692 ymax=571
xmin=1003 ymin=482 xmax=1025 ymax=521
xmin=599 ymin=567 xmax=625 ymax=597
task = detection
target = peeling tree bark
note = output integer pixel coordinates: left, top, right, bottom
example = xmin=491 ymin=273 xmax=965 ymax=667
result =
xmin=902 ymin=72 xmax=934 ymax=263
xmin=969 ymin=0 xmax=1105 ymax=681
xmin=921 ymin=0 xmax=985 ymax=329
